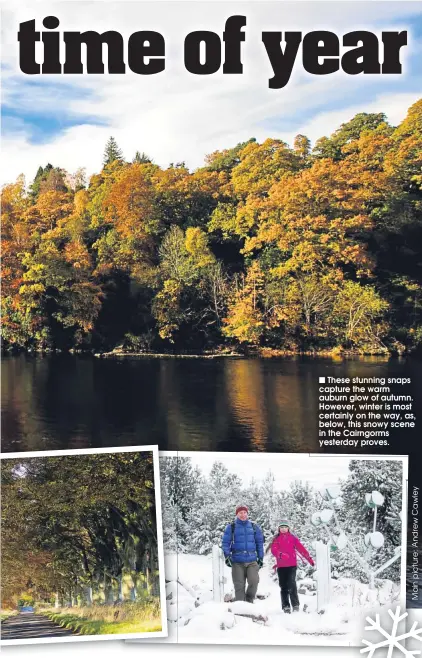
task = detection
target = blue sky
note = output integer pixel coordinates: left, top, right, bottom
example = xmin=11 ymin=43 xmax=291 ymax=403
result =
xmin=1 ymin=1 xmax=422 ymax=185
xmin=1 ymin=79 xmax=107 ymax=143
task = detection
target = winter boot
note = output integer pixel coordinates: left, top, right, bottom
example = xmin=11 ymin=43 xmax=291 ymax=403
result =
xmin=283 ymin=607 xmax=291 ymax=614
xmin=292 ymin=606 xmax=300 ymax=612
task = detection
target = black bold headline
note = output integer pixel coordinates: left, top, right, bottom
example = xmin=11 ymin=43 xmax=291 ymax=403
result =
xmin=18 ymin=16 xmax=408 ymax=89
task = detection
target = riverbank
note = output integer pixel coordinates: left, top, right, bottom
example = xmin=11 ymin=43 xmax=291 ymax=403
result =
xmin=0 ymin=347 xmax=401 ymax=360
xmin=94 ymin=348 xmax=394 ymax=360
xmin=2 ymin=341 xmax=412 ymax=359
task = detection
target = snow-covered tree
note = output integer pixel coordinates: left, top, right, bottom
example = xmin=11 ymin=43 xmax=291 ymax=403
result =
xmin=160 ymin=456 xmax=203 ymax=552
xmin=160 ymin=456 xmax=402 ymax=589
xmin=161 ymin=498 xmax=179 ymax=552
xmin=335 ymin=460 xmax=403 ymax=582
xmin=245 ymin=471 xmax=281 ymax=542
xmin=189 ymin=462 xmax=243 ymax=554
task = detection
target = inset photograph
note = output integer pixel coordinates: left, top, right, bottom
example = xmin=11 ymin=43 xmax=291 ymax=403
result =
xmin=158 ymin=452 xmax=407 ymax=646
xmin=1 ymin=445 xmax=167 ymax=645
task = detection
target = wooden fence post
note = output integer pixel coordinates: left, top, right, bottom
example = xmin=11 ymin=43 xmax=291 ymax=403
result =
xmin=315 ymin=540 xmax=331 ymax=612
xmin=212 ymin=545 xmax=226 ymax=602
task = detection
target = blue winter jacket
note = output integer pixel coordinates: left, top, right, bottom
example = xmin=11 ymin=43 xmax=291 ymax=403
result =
xmin=222 ymin=518 xmax=264 ymax=563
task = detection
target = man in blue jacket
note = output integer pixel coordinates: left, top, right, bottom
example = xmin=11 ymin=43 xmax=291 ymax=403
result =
xmin=222 ymin=504 xmax=264 ymax=603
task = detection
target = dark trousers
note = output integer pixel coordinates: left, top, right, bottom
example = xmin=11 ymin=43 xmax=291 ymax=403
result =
xmin=232 ymin=561 xmax=259 ymax=602
xmin=277 ymin=566 xmax=299 ymax=610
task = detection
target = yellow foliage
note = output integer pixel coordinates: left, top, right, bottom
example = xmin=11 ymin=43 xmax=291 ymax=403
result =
xmin=185 ymin=227 xmax=215 ymax=268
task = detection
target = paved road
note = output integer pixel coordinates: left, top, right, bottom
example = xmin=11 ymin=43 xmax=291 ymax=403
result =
xmin=1 ymin=613 xmax=77 ymax=640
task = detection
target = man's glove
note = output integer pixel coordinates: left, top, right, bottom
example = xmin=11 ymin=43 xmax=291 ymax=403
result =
xmin=257 ymin=558 xmax=264 ymax=569
xmin=225 ymin=556 xmax=233 ymax=568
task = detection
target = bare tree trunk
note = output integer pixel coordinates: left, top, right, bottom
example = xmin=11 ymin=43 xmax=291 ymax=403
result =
xmin=145 ymin=566 xmax=150 ymax=594
xmin=104 ymin=572 xmax=114 ymax=604
xmin=117 ymin=574 xmax=124 ymax=602
xmin=85 ymin=585 xmax=93 ymax=606
xmin=130 ymin=573 xmax=138 ymax=601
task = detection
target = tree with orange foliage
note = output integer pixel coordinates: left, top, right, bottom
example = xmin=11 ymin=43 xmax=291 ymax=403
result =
xmin=1 ymin=101 xmax=421 ymax=354
xmin=222 ymin=261 xmax=265 ymax=345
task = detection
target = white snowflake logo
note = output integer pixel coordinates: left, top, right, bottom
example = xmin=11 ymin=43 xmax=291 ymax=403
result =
xmin=361 ymin=607 xmax=422 ymax=657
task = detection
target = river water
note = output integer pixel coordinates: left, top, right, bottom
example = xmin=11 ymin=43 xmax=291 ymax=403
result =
xmin=1 ymin=353 xmax=420 ymax=454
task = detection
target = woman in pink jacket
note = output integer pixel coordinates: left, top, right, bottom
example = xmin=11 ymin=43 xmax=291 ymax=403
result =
xmin=270 ymin=519 xmax=315 ymax=613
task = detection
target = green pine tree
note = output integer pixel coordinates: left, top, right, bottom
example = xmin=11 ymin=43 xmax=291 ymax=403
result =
xmin=133 ymin=151 xmax=153 ymax=164
xmin=103 ymin=136 xmax=124 ymax=167
xmin=29 ymin=163 xmax=53 ymax=201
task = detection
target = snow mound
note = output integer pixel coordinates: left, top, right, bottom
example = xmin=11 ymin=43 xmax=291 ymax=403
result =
xmin=229 ymin=600 xmax=268 ymax=618
xmin=163 ymin=552 xmax=401 ymax=646
xmin=221 ymin=611 xmax=236 ymax=629
xmin=167 ymin=599 xmax=194 ymax=622
xmin=191 ymin=601 xmax=228 ymax=619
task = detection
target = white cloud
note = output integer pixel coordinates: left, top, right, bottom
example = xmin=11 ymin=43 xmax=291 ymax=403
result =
xmin=1 ymin=1 xmax=421 ymax=185
xmin=277 ymin=91 xmax=422 ymax=148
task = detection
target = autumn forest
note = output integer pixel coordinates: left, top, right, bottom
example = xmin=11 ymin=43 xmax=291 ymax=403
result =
xmin=2 ymin=99 xmax=421 ymax=355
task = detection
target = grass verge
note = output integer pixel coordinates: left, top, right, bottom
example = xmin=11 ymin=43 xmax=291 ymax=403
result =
xmin=43 ymin=600 xmax=162 ymax=636
xmin=0 ymin=610 xmax=17 ymax=622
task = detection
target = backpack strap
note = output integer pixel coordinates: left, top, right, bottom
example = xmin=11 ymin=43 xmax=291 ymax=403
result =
xmin=232 ymin=521 xmax=257 ymax=543
xmin=252 ymin=523 xmax=264 ymax=555
xmin=252 ymin=522 xmax=264 ymax=544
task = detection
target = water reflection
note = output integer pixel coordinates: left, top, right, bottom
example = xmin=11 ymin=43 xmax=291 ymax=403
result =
xmin=1 ymin=354 xmax=420 ymax=454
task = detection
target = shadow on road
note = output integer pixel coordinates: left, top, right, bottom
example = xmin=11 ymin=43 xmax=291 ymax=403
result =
xmin=1 ymin=613 xmax=77 ymax=640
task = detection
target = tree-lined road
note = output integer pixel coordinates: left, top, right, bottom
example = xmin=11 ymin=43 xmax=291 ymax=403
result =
xmin=2 ymin=452 xmax=159 ymax=612
xmin=1 ymin=613 xmax=76 ymax=640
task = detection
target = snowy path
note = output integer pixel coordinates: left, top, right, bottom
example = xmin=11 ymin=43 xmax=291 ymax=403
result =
xmin=163 ymin=552 xmax=400 ymax=646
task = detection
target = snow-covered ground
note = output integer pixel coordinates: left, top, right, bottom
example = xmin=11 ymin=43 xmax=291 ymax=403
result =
xmin=163 ymin=552 xmax=401 ymax=646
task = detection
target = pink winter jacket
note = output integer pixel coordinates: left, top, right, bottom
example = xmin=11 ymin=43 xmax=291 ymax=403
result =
xmin=270 ymin=532 xmax=314 ymax=568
